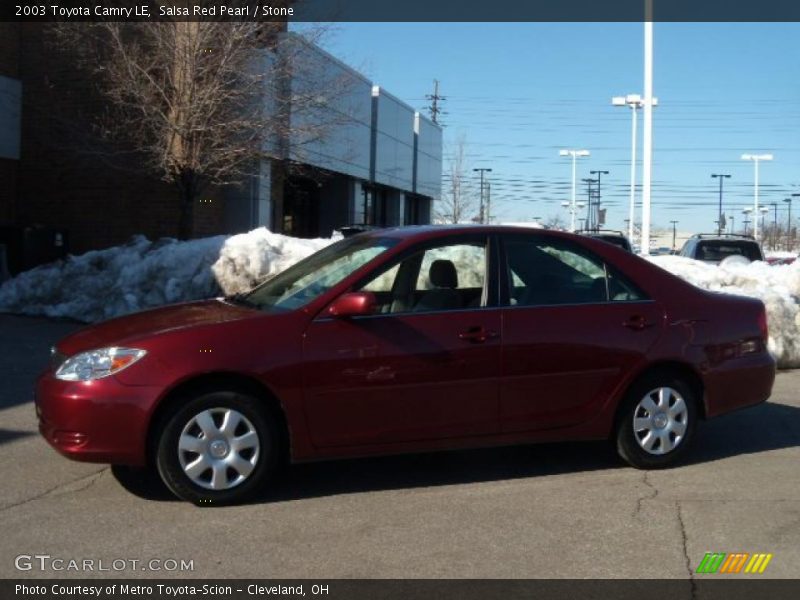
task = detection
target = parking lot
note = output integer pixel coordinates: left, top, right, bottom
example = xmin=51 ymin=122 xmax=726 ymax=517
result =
xmin=1 ymin=313 xmax=799 ymax=579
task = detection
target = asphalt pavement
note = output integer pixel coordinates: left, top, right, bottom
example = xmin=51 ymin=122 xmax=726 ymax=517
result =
xmin=1 ymin=314 xmax=799 ymax=579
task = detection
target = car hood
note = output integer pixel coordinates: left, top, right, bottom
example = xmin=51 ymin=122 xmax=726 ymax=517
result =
xmin=56 ymin=299 xmax=261 ymax=356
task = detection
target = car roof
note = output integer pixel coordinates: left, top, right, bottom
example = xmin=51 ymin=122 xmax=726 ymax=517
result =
xmin=358 ymin=224 xmax=554 ymax=239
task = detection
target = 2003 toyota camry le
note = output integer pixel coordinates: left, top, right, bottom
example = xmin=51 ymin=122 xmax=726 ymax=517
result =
xmin=36 ymin=226 xmax=776 ymax=504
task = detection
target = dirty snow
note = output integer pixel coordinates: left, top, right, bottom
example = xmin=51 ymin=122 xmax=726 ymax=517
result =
xmin=0 ymin=228 xmax=334 ymax=323
xmin=649 ymin=255 xmax=800 ymax=368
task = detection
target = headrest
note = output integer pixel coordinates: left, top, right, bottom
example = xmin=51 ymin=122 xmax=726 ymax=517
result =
xmin=429 ymin=260 xmax=458 ymax=289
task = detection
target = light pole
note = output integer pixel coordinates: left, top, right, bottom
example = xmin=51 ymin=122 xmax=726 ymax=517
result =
xmin=590 ymin=170 xmax=609 ymax=231
xmin=612 ymin=94 xmax=658 ymax=246
xmin=730 ymin=214 xmax=735 ymax=235
xmin=559 ymin=149 xmax=590 ymax=232
xmin=641 ymin=0 xmax=655 ymax=255
xmin=741 ymin=153 xmax=773 ymax=240
xmin=742 ymin=207 xmax=753 ymax=236
xmin=711 ymin=174 xmax=731 ymax=236
xmin=473 ymin=167 xmax=492 ymax=225
xmin=670 ymin=220 xmax=678 ymax=251
xmin=760 ymin=206 xmax=769 ymax=237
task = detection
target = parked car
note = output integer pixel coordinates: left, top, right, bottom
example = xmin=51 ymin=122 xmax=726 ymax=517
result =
xmin=766 ymin=255 xmax=797 ymax=266
xmin=678 ymin=233 xmax=764 ymax=264
xmin=581 ymin=230 xmax=633 ymax=252
xmin=37 ymin=226 xmax=776 ymax=504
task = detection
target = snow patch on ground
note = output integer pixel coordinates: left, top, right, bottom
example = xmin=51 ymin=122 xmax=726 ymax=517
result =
xmin=0 ymin=228 xmax=334 ymax=323
xmin=649 ymin=255 xmax=800 ymax=368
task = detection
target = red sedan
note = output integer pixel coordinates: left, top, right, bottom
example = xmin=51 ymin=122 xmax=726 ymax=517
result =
xmin=36 ymin=226 xmax=776 ymax=504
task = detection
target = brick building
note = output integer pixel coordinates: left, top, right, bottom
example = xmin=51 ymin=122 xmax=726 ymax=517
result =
xmin=0 ymin=24 xmax=441 ymax=268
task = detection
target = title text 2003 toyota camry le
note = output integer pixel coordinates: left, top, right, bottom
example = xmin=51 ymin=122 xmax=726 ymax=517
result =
xmin=36 ymin=226 xmax=775 ymax=504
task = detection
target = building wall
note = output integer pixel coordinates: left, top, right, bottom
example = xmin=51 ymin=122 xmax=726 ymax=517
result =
xmin=285 ymin=38 xmax=373 ymax=182
xmin=0 ymin=23 xmax=20 ymax=223
xmin=13 ymin=24 xmax=225 ymax=253
xmin=416 ymin=115 xmax=443 ymax=201
xmin=373 ymin=87 xmax=415 ymax=192
xmin=0 ymin=23 xmax=19 ymax=78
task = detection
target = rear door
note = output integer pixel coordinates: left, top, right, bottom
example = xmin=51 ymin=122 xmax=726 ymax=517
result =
xmin=498 ymin=233 xmax=664 ymax=432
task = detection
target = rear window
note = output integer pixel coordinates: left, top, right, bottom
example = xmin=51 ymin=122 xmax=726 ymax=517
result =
xmin=697 ymin=241 xmax=762 ymax=262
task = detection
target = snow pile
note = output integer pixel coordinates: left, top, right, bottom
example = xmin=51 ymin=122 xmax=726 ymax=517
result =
xmin=211 ymin=228 xmax=334 ymax=295
xmin=0 ymin=228 xmax=334 ymax=323
xmin=649 ymin=256 xmax=800 ymax=368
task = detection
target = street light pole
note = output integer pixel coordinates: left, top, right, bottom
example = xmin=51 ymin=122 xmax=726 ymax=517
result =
xmin=473 ymin=167 xmax=492 ymax=225
xmin=559 ymin=149 xmax=590 ymax=232
xmin=741 ymin=153 xmax=774 ymax=240
xmin=641 ymin=0 xmax=655 ymax=255
xmin=711 ymin=174 xmax=731 ymax=236
xmin=742 ymin=207 xmax=753 ymax=236
xmin=670 ymin=220 xmax=678 ymax=250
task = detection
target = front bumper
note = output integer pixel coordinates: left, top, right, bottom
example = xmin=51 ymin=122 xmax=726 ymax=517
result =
xmin=35 ymin=371 xmax=163 ymax=466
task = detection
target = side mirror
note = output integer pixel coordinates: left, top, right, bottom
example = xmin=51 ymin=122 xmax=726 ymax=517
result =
xmin=327 ymin=292 xmax=377 ymax=318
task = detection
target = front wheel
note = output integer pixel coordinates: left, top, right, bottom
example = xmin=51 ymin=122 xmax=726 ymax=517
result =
xmin=155 ymin=391 xmax=278 ymax=505
xmin=616 ymin=375 xmax=698 ymax=469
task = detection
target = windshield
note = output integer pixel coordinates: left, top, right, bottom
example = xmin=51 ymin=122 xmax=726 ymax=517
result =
xmin=242 ymin=236 xmax=399 ymax=312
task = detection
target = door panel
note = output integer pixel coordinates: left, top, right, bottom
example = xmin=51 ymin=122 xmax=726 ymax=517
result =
xmin=500 ymin=302 xmax=662 ymax=432
xmin=303 ymin=310 xmax=502 ymax=447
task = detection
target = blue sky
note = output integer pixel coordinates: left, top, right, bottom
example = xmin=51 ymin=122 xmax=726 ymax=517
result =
xmin=312 ymin=22 xmax=799 ymax=233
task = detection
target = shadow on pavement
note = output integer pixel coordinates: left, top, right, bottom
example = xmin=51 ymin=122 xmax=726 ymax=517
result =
xmin=112 ymin=400 xmax=800 ymax=505
xmin=0 ymin=428 xmax=35 ymax=445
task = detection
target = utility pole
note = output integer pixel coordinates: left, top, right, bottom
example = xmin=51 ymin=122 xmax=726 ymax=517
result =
xmin=711 ymin=174 xmax=731 ymax=236
xmin=590 ymin=170 xmax=609 ymax=231
xmin=770 ymin=202 xmax=779 ymax=250
xmin=486 ymin=182 xmax=492 ymax=224
xmin=426 ymin=79 xmax=446 ymax=125
xmin=582 ymin=177 xmax=596 ymax=229
xmin=473 ymin=167 xmax=492 ymax=225
xmin=670 ymin=220 xmax=678 ymax=250
xmin=789 ymin=194 xmax=799 ymax=250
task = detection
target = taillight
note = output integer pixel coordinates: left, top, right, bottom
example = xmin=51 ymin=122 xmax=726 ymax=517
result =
xmin=758 ymin=306 xmax=769 ymax=345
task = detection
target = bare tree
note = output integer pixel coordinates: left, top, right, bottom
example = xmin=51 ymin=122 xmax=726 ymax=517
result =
xmin=436 ymin=134 xmax=476 ymax=224
xmin=543 ymin=214 xmax=566 ymax=230
xmin=50 ymin=19 xmax=353 ymax=239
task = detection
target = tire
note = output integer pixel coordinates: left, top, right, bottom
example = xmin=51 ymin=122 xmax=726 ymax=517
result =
xmin=155 ymin=390 xmax=279 ymax=505
xmin=616 ymin=373 xmax=698 ymax=469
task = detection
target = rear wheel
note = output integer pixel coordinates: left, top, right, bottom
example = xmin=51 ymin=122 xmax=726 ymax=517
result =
xmin=155 ymin=391 xmax=278 ymax=505
xmin=616 ymin=374 xmax=698 ymax=469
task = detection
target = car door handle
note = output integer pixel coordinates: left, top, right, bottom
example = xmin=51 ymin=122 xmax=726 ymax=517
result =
xmin=458 ymin=326 xmax=499 ymax=343
xmin=623 ymin=315 xmax=655 ymax=331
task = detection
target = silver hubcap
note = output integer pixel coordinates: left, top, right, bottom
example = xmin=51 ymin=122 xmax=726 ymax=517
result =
xmin=633 ymin=387 xmax=688 ymax=455
xmin=178 ymin=408 xmax=260 ymax=490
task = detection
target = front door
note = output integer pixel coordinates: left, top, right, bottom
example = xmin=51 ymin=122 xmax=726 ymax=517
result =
xmin=302 ymin=237 xmax=502 ymax=448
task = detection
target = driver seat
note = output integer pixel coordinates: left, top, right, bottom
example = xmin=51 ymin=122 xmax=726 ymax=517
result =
xmin=413 ymin=260 xmax=461 ymax=312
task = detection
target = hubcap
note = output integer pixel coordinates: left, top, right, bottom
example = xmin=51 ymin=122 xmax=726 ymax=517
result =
xmin=632 ymin=387 xmax=689 ymax=455
xmin=178 ymin=408 xmax=260 ymax=491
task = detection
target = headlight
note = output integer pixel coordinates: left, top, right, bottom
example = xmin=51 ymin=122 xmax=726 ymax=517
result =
xmin=55 ymin=347 xmax=147 ymax=381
